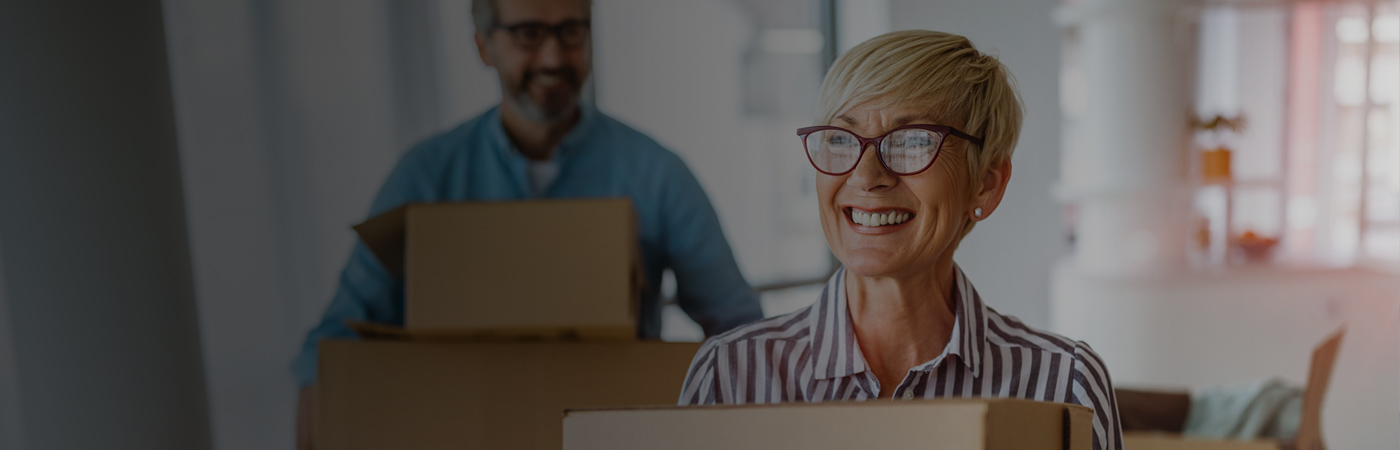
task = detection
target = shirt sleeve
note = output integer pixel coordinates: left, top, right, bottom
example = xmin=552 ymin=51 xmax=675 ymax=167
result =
xmin=656 ymin=154 xmax=764 ymax=336
xmin=1071 ymin=341 xmax=1125 ymax=450
xmin=677 ymin=337 xmax=724 ymax=405
xmin=290 ymin=144 xmax=442 ymax=387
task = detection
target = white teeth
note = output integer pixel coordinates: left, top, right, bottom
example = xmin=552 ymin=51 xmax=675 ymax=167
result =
xmin=851 ymin=210 xmax=911 ymax=227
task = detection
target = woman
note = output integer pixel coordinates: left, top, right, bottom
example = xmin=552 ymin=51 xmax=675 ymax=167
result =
xmin=678 ymin=30 xmax=1124 ymax=450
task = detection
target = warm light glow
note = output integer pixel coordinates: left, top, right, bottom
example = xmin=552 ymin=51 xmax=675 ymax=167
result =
xmin=1373 ymin=15 xmax=1399 ymax=43
xmin=1337 ymin=17 xmax=1369 ymax=43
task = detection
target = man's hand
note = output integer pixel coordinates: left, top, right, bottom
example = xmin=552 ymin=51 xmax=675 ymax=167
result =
xmin=297 ymin=386 xmax=315 ymax=450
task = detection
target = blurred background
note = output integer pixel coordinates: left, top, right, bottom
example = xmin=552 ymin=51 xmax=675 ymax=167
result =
xmin=0 ymin=0 xmax=1396 ymax=449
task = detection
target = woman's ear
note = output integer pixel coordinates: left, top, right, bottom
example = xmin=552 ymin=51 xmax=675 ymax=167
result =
xmin=971 ymin=157 xmax=1012 ymax=220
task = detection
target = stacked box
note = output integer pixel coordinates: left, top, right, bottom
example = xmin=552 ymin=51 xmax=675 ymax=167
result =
xmin=318 ymin=198 xmax=698 ymax=450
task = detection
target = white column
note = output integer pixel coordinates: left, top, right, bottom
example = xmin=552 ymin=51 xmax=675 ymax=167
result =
xmin=1059 ymin=0 xmax=1196 ymax=277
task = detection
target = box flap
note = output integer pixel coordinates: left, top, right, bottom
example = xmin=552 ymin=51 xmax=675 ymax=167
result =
xmin=346 ymin=320 xmax=413 ymax=339
xmin=351 ymin=205 xmax=409 ymax=277
xmin=1292 ymin=328 xmax=1343 ymax=450
xmin=1065 ymin=405 xmax=1094 ymax=450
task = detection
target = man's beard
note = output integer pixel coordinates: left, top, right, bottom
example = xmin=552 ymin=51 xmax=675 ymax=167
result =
xmin=509 ymin=68 xmax=582 ymax=123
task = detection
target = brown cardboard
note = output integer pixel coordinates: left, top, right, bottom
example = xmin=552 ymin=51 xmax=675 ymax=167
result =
xmin=1115 ymin=389 xmax=1191 ymax=432
xmin=1293 ymin=329 xmax=1342 ymax=450
xmin=563 ymin=398 xmax=1095 ymax=450
xmin=316 ymin=339 xmax=700 ymax=450
xmin=352 ymin=198 xmax=640 ymax=339
xmin=1119 ymin=329 xmax=1344 ymax=450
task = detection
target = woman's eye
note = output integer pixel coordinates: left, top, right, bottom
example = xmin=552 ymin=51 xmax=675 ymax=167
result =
xmin=895 ymin=136 xmax=934 ymax=148
xmin=827 ymin=135 xmax=854 ymax=145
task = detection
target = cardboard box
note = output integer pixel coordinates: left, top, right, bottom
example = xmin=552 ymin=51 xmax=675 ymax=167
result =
xmin=1119 ymin=329 xmax=1343 ymax=450
xmin=316 ymin=339 xmax=701 ymax=450
xmin=563 ymin=398 xmax=1094 ymax=450
xmin=353 ymin=198 xmax=641 ymax=339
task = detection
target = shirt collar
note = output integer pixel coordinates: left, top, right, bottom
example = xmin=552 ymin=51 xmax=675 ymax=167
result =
xmin=809 ymin=265 xmax=987 ymax=380
xmin=487 ymin=102 xmax=600 ymax=161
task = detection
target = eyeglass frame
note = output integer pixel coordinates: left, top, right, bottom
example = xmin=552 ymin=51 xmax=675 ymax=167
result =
xmin=796 ymin=124 xmax=984 ymax=176
xmin=491 ymin=19 xmax=592 ymax=50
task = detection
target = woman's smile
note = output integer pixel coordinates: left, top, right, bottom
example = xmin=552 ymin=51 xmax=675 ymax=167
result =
xmin=842 ymin=205 xmax=916 ymax=235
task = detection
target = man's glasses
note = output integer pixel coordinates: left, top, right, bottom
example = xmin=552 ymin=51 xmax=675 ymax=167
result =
xmin=494 ymin=20 xmax=590 ymax=49
xmin=796 ymin=124 xmax=984 ymax=176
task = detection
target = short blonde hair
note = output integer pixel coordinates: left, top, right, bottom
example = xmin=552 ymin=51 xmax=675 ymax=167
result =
xmin=816 ymin=30 xmax=1024 ymax=185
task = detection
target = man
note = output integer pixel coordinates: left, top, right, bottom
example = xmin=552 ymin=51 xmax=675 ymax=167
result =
xmin=293 ymin=0 xmax=763 ymax=446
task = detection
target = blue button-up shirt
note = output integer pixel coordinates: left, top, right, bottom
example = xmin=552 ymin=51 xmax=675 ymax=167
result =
xmin=293 ymin=105 xmax=764 ymax=386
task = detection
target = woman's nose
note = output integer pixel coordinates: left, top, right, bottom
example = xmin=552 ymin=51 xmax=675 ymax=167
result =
xmin=845 ymin=143 xmax=896 ymax=191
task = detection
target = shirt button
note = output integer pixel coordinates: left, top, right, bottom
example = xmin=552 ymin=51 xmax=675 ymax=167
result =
xmin=902 ymin=391 xmax=915 ymax=400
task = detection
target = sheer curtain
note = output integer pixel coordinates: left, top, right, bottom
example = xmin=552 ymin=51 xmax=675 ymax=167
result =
xmin=163 ymin=1 xmax=494 ymax=448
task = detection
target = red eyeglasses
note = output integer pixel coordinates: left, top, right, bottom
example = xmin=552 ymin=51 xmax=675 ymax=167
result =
xmin=797 ymin=124 xmax=983 ymax=176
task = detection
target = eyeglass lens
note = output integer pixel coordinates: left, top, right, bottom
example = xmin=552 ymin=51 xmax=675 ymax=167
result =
xmin=805 ymin=128 xmax=944 ymax=174
xmin=508 ymin=22 xmax=589 ymax=48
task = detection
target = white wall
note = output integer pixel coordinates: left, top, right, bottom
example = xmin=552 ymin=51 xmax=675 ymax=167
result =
xmin=890 ymin=0 xmax=1064 ymax=328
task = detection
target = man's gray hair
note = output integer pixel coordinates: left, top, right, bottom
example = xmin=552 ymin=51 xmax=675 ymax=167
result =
xmin=471 ymin=0 xmax=593 ymax=34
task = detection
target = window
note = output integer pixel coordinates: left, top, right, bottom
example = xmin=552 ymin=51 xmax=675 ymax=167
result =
xmin=1285 ymin=1 xmax=1399 ymax=267
xmin=1189 ymin=0 xmax=1399 ymax=268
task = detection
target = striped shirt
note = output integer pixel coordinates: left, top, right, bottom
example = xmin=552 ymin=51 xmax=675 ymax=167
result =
xmin=678 ymin=266 xmax=1124 ymax=450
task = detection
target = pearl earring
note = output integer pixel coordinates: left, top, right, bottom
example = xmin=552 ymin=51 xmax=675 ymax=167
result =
xmin=973 ymin=207 xmax=983 ymax=219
